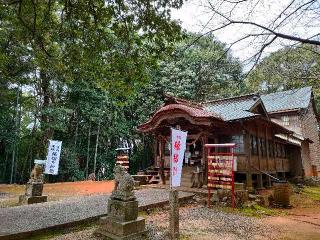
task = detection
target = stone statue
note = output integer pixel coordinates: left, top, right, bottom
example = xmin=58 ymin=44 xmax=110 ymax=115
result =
xmin=95 ymin=164 xmax=147 ymax=239
xmin=29 ymin=164 xmax=44 ymax=183
xmin=111 ymin=165 xmax=135 ymax=201
xmin=19 ymin=163 xmax=47 ymax=204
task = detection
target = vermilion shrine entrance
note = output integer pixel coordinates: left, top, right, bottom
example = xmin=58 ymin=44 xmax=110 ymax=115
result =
xmin=137 ymin=96 xmax=224 ymax=186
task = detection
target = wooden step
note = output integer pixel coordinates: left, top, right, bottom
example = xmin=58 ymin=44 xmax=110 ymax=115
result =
xmin=149 ymin=175 xmax=161 ymax=184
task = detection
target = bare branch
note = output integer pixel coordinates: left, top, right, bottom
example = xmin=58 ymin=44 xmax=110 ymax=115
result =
xmin=224 ymin=0 xmax=249 ymax=3
xmin=268 ymin=0 xmax=296 ymax=29
xmin=272 ymin=0 xmax=316 ymax=30
xmin=208 ymin=5 xmax=320 ymax=46
xmin=181 ymin=22 xmax=232 ymax=53
xmin=216 ymin=33 xmax=272 ymax=62
xmin=243 ymin=35 xmax=278 ymax=78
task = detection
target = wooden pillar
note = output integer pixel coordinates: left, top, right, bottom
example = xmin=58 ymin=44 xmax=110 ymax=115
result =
xmin=244 ymin=130 xmax=253 ymax=191
xmin=159 ymin=137 xmax=166 ymax=185
xmin=272 ymin=129 xmax=277 ymax=173
xmin=265 ymin=127 xmax=270 ymax=172
xmin=153 ymin=136 xmax=158 ymax=168
xmin=201 ymin=135 xmax=208 ymax=185
xmin=256 ymin=125 xmax=261 ymax=171
xmin=256 ymin=125 xmax=264 ymax=189
xmin=257 ymin=174 xmax=263 ymax=189
xmin=282 ymin=136 xmax=287 ymax=174
xmin=266 ymin=175 xmax=272 ymax=188
xmin=169 ymin=189 xmax=179 ymax=239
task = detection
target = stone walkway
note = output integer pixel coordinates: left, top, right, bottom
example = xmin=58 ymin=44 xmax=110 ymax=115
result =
xmin=0 ymin=188 xmax=193 ymax=239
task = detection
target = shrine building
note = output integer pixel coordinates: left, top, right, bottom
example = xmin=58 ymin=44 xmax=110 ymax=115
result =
xmin=137 ymin=86 xmax=320 ymax=189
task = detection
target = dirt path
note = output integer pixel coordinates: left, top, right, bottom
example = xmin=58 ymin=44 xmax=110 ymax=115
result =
xmin=0 ymin=181 xmax=115 ymax=207
xmin=261 ymin=206 xmax=320 ymax=240
xmin=262 ymin=214 xmax=320 ymax=240
xmin=43 ymin=180 xmax=115 ymax=196
xmin=0 ymin=189 xmax=194 ymax=239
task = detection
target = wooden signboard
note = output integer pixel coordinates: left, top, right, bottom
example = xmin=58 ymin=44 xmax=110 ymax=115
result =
xmin=205 ymin=143 xmax=236 ymax=208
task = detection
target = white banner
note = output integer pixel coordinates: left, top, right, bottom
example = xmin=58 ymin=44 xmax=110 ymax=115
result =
xmin=44 ymin=140 xmax=62 ymax=175
xmin=171 ymin=128 xmax=188 ymax=187
xmin=34 ymin=159 xmax=47 ymax=165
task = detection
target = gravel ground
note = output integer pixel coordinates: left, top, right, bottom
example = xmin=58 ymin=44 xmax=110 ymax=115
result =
xmin=52 ymin=205 xmax=279 ymax=240
xmin=0 ymin=189 xmax=193 ymax=238
xmin=0 ymin=192 xmax=11 ymax=199
xmin=146 ymin=205 xmax=278 ymax=240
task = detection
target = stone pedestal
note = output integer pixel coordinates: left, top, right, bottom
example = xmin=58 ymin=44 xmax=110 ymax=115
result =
xmin=96 ymin=198 xmax=147 ymax=240
xmin=96 ymin=165 xmax=147 ymax=239
xmin=19 ymin=182 xmax=47 ymax=205
xmin=108 ymin=199 xmax=138 ymax=222
xmin=96 ymin=216 xmax=147 ymax=240
xmin=19 ymin=195 xmax=48 ymax=204
xmin=26 ymin=182 xmax=43 ymax=196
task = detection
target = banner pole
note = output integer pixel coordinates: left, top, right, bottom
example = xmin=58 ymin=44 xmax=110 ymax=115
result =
xmin=170 ymin=128 xmax=172 ymax=190
xmin=170 ymin=128 xmax=178 ymax=239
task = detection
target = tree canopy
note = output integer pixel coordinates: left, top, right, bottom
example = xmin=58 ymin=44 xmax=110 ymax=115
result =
xmin=246 ymin=44 xmax=320 ymax=110
xmin=0 ymin=0 xmax=184 ymax=183
xmin=149 ymin=33 xmax=244 ymax=102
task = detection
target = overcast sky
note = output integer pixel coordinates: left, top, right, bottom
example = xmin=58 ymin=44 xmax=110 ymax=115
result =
xmin=171 ymin=0 xmax=319 ymax=67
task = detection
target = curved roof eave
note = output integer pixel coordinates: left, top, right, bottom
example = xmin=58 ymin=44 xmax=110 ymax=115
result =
xmin=137 ymin=104 xmax=223 ymax=133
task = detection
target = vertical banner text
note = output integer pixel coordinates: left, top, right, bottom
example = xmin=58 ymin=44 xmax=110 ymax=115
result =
xmin=44 ymin=140 xmax=62 ymax=175
xmin=171 ymin=129 xmax=187 ymax=187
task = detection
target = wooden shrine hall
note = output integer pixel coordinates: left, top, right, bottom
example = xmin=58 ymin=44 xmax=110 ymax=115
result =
xmin=137 ymin=87 xmax=319 ymax=190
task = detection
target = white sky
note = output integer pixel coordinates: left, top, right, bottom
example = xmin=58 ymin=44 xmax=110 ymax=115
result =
xmin=171 ymin=0 xmax=320 ymax=67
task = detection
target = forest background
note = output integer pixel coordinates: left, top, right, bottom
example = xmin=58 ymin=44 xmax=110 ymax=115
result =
xmin=1 ymin=0 xmax=319 ymax=184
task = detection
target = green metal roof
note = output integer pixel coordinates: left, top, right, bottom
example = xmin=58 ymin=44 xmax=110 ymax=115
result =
xmin=261 ymin=86 xmax=312 ymax=113
xmin=203 ymin=86 xmax=312 ymax=121
xmin=203 ymin=94 xmax=261 ymax=121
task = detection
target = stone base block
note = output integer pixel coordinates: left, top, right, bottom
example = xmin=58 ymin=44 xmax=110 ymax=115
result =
xmin=95 ymin=229 xmax=148 ymax=240
xmin=19 ymin=195 xmax=47 ymax=204
xmin=107 ymin=199 xmax=138 ymax=222
xmin=25 ymin=182 xmax=44 ymax=196
xmin=96 ymin=216 xmax=147 ymax=239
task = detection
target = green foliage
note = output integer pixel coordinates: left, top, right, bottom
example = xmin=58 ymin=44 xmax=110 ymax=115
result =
xmin=129 ymin=139 xmax=154 ymax=175
xmin=239 ymin=204 xmax=278 ymax=217
xmin=124 ymin=33 xmax=245 ymax=134
xmin=0 ymin=0 xmax=184 ymax=183
xmin=56 ymin=148 xmax=85 ymax=182
xmin=151 ymin=33 xmax=244 ymax=102
xmin=96 ymin=150 xmax=117 ymax=180
xmin=247 ymin=45 xmax=320 ymax=111
xmin=302 ymin=186 xmax=320 ymax=201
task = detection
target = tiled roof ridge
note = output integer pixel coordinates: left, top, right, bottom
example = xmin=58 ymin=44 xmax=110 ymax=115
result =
xmin=203 ymin=86 xmax=312 ymax=105
xmin=261 ymin=86 xmax=312 ymax=96
xmin=164 ymin=94 xmax=204 ymax=109
xmin=203 ymin=92 xmax=260 ymax=104
xmin=261 ymin=86 xmax=312 ymax=97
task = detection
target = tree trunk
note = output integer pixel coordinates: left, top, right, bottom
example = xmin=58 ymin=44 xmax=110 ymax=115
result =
xmin=93 ymin=120 xmax=101 ymax=177
xmin=74 ymin=111 xmax=79 ymax=150
xmin=85 ymin=122 xmax=91 ymax=179
xmin=40 ymin=71 xmax=53 ymax=157
xmin=10 ymin=84 xmax=20 ymax=184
